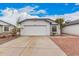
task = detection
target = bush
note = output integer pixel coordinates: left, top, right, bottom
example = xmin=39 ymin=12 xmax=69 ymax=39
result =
xmin=11 ymin=27 xmax=21 ymax=36
xmin=52 ymin=32 xmax=56 ymax=36
xmin=11 ymin=27 xmax=17 ymax=36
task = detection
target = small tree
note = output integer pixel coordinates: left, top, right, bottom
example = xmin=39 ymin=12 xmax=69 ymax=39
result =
xmin=10 ymin=17 xmax=21 ymax=36
xmin=55 ymin=18 xmax=64 ymax=35
xmin=16 ymin=17 xmax=21 ymax=36
xmin=11 ymin=27 xmax=17 ymax=36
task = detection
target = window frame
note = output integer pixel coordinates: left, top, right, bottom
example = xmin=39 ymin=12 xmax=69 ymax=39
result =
xmin=52 ymin=26 xmax=57 ymax=32
xmin=4 ymin=26 xmax=9 ymax=32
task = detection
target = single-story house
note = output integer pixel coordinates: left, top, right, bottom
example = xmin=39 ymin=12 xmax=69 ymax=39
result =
xmin=19 ymin=18 xmax=60 ymax=36
xmin=0 ymin=20 xmax=15 ymax=34
xmin=63 ymin=19 xmax=79 ymax=36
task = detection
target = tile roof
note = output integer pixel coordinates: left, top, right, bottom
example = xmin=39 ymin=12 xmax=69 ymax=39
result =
xmin=65 ymin=19 xmax=79 ymax=26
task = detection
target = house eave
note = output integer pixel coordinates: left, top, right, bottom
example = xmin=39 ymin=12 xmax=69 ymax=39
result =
xmin=0 ymin=20 xmax=15 ymax=27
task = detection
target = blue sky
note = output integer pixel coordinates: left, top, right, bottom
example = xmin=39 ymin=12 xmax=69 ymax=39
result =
xmin=0 ymin=3 xmax=79 ymax=16
xmin=0 ymin=3 xmax=79 ymax=25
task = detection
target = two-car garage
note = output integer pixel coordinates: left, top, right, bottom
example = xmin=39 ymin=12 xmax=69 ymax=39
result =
xmin=20 ymin=19 xmax=51 ymax=36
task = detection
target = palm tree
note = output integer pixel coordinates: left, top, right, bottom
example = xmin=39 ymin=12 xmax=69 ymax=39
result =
xmin=55 ymin=18 xmax=64 ymax=35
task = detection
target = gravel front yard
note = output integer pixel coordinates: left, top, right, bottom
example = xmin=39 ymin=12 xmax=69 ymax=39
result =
xmin=0 ymin=36 xmax=18 ymax=45
xmin=51 ymin=35 xmax=79 ymax=56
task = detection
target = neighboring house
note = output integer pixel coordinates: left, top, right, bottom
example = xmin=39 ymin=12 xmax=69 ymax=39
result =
xmin=63 ymin=19 xmax=79 ymax=36
xmin=19 ymin=18 xmax=60 ymax=36
xmin=0 ymin=20 xmax=15 ymax=34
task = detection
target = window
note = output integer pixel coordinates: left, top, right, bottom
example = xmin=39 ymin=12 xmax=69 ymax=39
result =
xmin=52 ymin=26 xmax=57 ymax=32
xmin=4 ymin=26 xmax=9 ymax=31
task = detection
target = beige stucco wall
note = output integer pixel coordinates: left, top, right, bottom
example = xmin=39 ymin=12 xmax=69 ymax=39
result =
xmin=0 ymin=26 xmax=3 ymax=33
xmin=57 ymin=25 xmax=60 ymax=35
xmin=0 ymin=25 xmax=14 ymax=33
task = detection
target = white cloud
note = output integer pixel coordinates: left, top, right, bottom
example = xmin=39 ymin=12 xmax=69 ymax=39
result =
xmin=36 ymin=10 xmax=47 ymax=14
xmin=19 ymin=12 xmax=39 ymax=21
xmin=43 ymin=11 xmax=79 ymax=22
xmin=1 ymin=7 xmax=13 ymax=16
xmin=63 ymin=11 xmax=79 ymax=21
xmin=34 ymin=5 xmax=39 ymax=9
xmin=42 ymin=15 xmax=64 ymax=20
xmin=64 ymin=3 xmax=69 ymax=6
xmin=19 ymin=6 xmax=35 ymax=13
xmin=0 ymin=5 xmax=42 ymax=17
xmin=75 ymin=3 xmax=79 ymax=6
xmin=19 ymin=6 xmax=47 ymax=15
xmin=0 ymin=5 xmax=42 ymax=25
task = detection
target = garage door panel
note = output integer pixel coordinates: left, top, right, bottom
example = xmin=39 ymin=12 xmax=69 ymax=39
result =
xmin=21 ymin=25 xmax=50 ymax=36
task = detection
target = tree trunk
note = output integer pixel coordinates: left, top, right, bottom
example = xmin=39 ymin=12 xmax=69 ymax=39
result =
xmin=60 ymin=24 xmax=62 ymax=36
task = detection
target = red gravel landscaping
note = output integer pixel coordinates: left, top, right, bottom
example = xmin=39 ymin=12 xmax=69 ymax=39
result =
xmin=0 ymin=36 xmax=18 ymax=45
xmin=51 ymin=35 xmax=79 ymax=56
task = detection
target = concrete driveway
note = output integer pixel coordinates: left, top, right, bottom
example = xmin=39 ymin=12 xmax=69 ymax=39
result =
xmin=0 ymin=36 xmax=66 ymax=56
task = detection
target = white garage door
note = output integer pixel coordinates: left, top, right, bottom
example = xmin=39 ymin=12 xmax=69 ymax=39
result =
xmin=21 ymin=25 xmax=50 ymax=36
